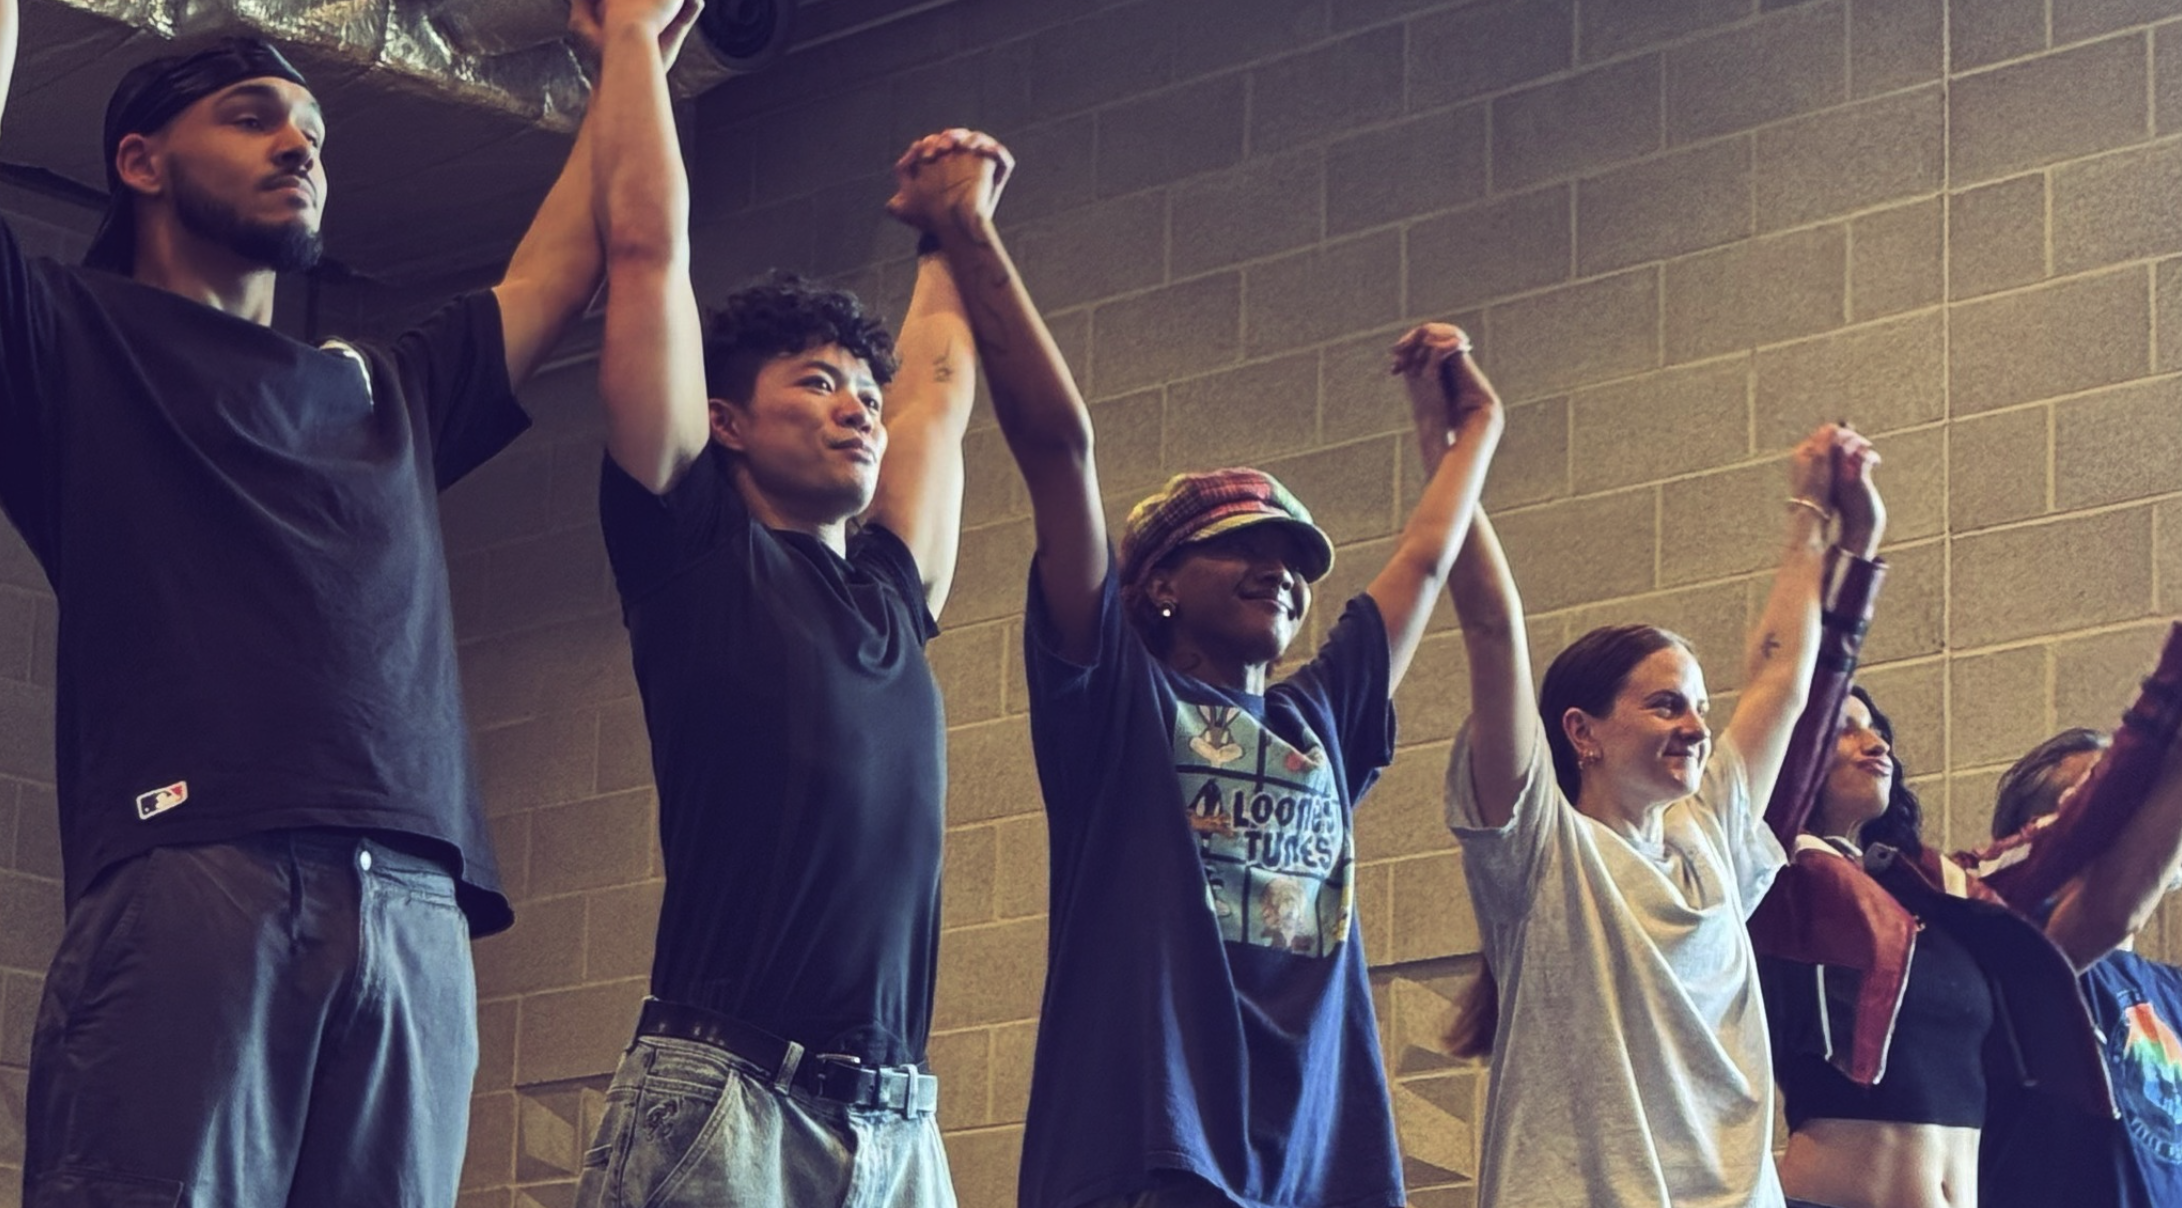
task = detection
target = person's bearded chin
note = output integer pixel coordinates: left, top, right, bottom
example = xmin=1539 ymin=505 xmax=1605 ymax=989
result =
xmin=169 ymin=162 xmax=323 ymax=274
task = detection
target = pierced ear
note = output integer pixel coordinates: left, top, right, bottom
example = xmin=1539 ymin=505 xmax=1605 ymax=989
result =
xmin=112 ymin=133 xmax=163 ymax=199
xmin=707 ymin=396 xmax=744 ymax=451
xmin=1561 ymin=708 xmax=1594 ymax=752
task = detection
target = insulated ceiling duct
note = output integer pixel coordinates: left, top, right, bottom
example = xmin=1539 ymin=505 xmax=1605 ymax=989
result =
xmin=21 ymin=0 xmax=794 ymax=131
xmin=0 ymin=0 xmax=796 ymax=282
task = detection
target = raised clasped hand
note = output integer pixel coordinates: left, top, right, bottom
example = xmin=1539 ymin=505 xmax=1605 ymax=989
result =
xmin=886 ymin=128 xmax=1014 ymax=235
xmin=571 ymin=0 xmax=704 ymax=67
xmin=1391 ymin=322 xmax=1498 ymax=435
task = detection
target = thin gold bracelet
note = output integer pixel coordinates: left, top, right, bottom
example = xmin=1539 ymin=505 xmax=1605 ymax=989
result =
xmin=1785 ymin=496 xmax=1832 ymax=523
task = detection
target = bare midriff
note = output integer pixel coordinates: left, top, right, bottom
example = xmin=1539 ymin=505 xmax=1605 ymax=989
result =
xmin=1777 ymin=1119 xmax=1980 ymax=1208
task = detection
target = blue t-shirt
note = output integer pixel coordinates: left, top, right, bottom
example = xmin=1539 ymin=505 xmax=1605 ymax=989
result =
xmin=2083 ymin=949 xmax=2182 ymax=1206
xmin=1017 ymin=564 xmax=1403 ymax=1208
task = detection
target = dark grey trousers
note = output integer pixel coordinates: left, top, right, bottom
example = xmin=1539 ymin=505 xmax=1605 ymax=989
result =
xmin=22 ymin=829 xmax=478 ymax=1208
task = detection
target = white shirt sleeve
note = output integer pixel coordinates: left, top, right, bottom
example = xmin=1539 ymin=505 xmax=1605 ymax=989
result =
xmin=1445 ymin=715 xmax=1566 ymax=941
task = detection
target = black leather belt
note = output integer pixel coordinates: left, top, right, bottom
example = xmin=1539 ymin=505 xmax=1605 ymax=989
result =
xmin=635 ymin=998 xmax=939 ymax=1119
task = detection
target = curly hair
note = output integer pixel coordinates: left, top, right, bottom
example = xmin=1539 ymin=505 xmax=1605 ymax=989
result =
xmin=1843 ymin=685 xmax=1925 ymax=857
xmin=702 ymin=272 xmax=899 ymax=405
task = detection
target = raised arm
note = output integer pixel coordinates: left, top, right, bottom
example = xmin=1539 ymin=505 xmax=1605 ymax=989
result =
xmin=0 ymin=0 xmax=19 ymax=135
xmin=1367 ymin=324 xmax=1503 ymax=693
xmin=2009 ymin=623 xmax=2182 ymax=967
xmin=1447 ymin=511 xmax=1534 ymax=829
xmin=578 ymin=0 xmax=709 ymax=492
xmin=496 ymin=0 xmax=701 ymax=396
xmin=863 ymin=133 xmax=983 ymax=615
xmin=889 ymin=130 xmax=1105 ymax=658
xmin=1717 ymin=426 xmax=1861 ymax=807
xmin=1760 ymin=443 xmax=1889 ymax=844
xmin=2046 ymin=741 xmax=2182 ymax=968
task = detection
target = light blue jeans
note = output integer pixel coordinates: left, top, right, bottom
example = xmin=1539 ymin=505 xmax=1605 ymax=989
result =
xmin=575 ymin=1035 xmax=956 ymax=1208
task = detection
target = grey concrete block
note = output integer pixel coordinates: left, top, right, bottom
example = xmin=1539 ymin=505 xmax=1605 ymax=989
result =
xmin=1950 ymin=34 xmax=2149 ymax=186
xmin=1949 ymin=405 xmax=2050 ymax=532
xmin=1570 ymin=357 xmax=1752 ymax=492
xmin=1012 ymin=190 xmax=1169 ymax=312
xmin=1949 ymin=267 xmax=2150 ymax=414
xmin=990 ymin=117 xmax=1098 ymax=227
xmin=1950 ymin=174 xmax=2048 ymax=300
xmin=1243 ymin=231 xmax=1405 ymax=356
xmin=1493 ymin=488 xmax=1658 ymax=610
xmin=1491 ymin=55 xmax=1663 ymax=192
xmin=1850 ymin=0 xmax=1944 ymax=97
xmin=933 ymin=917 xmax=1046 ymax=1028
xmin=527 ymin=789 xmax=657 ymax=897
xmin=749 ymin=83 xmax=902 ymax=206
xmin=1663 ymin=225 xmax=1848 ymax=363
xmin=1579 ymin=0 xmax=1751 ymax=62
xmin=1407 ymin=185 xmax=1572 ymax=315
xmin=1091 ymin=274 xmax=1243 ymax=397
xmin=2055 ymin=376 xmax=2182 ymax=508
xmin=1094 ymin=75 xmax=1248 ymax=199
xmin=514 ymin=979 xmax=646 ymax=1085
xmin=946 ymin=715 xmax=1044 ymax=824
xmin=1483 ymin=267 xmax=1660 ymax=401
xmin=2160 ymin=22 xmax=2182 ymax=136
xmin=1953 ymin=506 xmax=2157 ymax=646
xmin=1170 ymin=0 xmax=1330 ymax=76
xmin=1755 ymin=86 xmax=1943 ymax=232
xmin=2054 ymin=0 xmax=2182 ymax=44
xmin=1658 ymin=457 xmax=1788 ymax=587
xmin=1753 ymin=310 xmax=1946 ymax=445
xmin=2054 ymin=620 xmax=2177 ymax=734
xmin=1849 ymin=198 xmax=1943 ymax=321
xmin=1408 ymin=0 xmax=1574 ymax=109
xmin=1952 ymin=0 xmax=2048 ymax=72
xmin=1261 ymin=436 xmax=1403 ymax=545
xmin=1576 ymin=138 xmax=1753 ymax=275
xmin=1665 ymin=1 xmax=1849 ymax=145
xmin=1170 ymin=150 xmax=1327 ymax=277
xmin=2162 ymin=257 xmax=2182 ymax=373
xmin=1327 ymin=106 xmax=1488 ymax=236
xmin=1024 ymin=2 xmax=1176 ymax=122
xmin=1168 ymin=352 xmax=1325 ymax=468
xmin=1250 ymin=26 xmax=1408 ymax=153
xmin=1950 ymin=646 xmax=2053 ymax=768
xmin=2054 ymin=140 xmax=2182 ymax=276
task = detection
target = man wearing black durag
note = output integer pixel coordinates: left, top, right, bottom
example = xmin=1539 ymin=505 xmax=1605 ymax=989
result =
xmin=0 ymin=5 xmax=630 ymax=1202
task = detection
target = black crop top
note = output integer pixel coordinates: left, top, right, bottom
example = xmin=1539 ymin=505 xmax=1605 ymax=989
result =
xmin=1761 ymin=920 xmax=1995 ymax=1130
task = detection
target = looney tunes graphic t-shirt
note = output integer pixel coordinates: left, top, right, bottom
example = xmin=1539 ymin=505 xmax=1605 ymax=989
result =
xmin=1176 ymin=699 xmax=1355 ymax=958
xmin=1017 ymin=563 xmax=1401 ymax=1208
xmin=2084 ymin=949 xmax=2182 ymax=1206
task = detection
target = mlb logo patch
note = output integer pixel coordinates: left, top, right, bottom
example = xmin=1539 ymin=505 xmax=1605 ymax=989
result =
xmin=135 ymin=781 xmax=188 ymax=820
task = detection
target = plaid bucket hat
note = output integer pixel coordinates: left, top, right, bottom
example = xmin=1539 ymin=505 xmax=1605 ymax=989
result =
xmin=1117 ymin=468 xmax=1335 ymax=590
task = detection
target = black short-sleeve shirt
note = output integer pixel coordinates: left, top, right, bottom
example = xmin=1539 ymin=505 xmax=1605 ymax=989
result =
xmin=0 ymin=217 xmax=527 ymax=934
xmin=600 ymin=443 xmax=945 ymax=1067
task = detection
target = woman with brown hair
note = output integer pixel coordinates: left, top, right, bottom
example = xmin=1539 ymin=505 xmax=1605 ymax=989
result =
xmin=1439 ymin=424 xmax=1875 ymax=1208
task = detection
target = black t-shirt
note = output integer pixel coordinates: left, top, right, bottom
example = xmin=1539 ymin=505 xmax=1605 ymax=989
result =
xmin=0 ymin=218 xmax=527 ymax=935
xmin=599 ymin=443 xmax=944 ymax=1067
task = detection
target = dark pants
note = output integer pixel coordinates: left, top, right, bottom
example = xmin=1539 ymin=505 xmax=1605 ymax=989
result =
xmin=23 ymin=830 xmax=478 ymax=1208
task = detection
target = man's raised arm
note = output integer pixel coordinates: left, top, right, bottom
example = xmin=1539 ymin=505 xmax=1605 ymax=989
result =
xmin=863 ymin=132 xmax=983 ymax=616
xmin=571 ymin=0 xmax=708 ymax=491
xmin=0 ymin=0 xmax=19 ymax=136
xmin=887 ymin=131 xmax=1106 ymax=658
xmin=494 ymin=0 xmax=701 ymax=398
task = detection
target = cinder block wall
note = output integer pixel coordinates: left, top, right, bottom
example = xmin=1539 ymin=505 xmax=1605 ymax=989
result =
xmin=7 ymin=1 xmax=2182 ymax=1205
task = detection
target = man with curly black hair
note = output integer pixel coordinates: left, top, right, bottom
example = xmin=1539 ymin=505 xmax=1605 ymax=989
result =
xmin=569 ymin=0 xmax=994 ymax=1201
